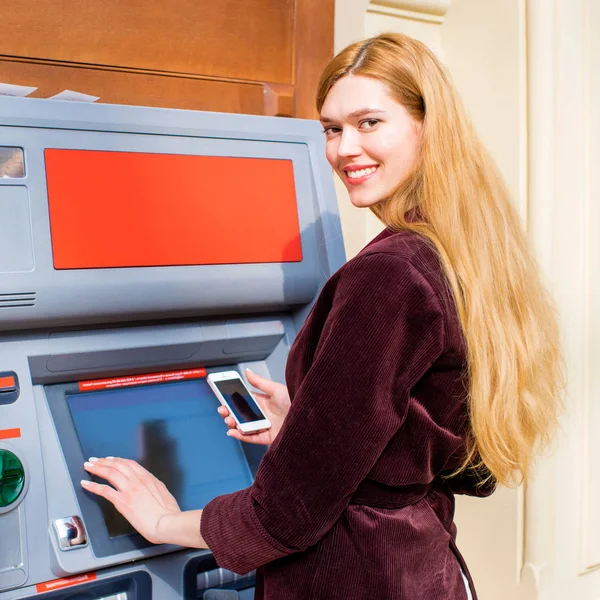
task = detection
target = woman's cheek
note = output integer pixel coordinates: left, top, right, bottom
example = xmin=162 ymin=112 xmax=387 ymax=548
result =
xmin=325 ymin=141 xmax=338 ymax=168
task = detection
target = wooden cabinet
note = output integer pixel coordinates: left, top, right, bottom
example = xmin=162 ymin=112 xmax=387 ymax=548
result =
xmin=0 ymin=0 xmax=333 ymax=118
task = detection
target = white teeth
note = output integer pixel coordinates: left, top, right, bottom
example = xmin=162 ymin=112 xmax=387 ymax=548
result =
xmin=347 ymin=166 xmax=377 ymax=179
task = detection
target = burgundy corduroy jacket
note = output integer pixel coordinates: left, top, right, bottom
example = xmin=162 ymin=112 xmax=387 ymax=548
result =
xmin=201 ymin=228 xmax=494 ymax=599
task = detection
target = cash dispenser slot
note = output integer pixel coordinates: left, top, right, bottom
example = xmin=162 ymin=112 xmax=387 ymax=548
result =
xmin=183 ymin=555 xmax=255 ymax=600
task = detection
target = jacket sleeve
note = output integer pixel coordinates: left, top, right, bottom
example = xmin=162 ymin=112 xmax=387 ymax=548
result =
xmin=200 ymin=253 xmax=446 ymax=574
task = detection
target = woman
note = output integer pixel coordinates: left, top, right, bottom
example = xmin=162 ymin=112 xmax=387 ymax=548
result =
xmin=82 ymin=33 xmax=563 ymax=599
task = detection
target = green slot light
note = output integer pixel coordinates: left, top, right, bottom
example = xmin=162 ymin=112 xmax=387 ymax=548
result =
xmin=0 ymin=450 xmax=25 ymax=507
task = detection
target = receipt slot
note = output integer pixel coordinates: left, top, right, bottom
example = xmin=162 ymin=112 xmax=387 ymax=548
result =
xmin=0 ymin=95 xmax=345 ymax=599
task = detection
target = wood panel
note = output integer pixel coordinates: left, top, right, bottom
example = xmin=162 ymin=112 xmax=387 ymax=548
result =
xmin=294 ymin=0 xmax=335 ymax=118
xmin=0 ymin=58 xmax=267 ymax=115
xmin=0 ymin=0 xmax=294 ymax=84
xmin=0 ymin=0 xmax=333 ymax=119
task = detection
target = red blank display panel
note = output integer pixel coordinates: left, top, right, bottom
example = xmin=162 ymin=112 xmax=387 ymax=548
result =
xmin=45 ymin=149 xmax=303 ymax=269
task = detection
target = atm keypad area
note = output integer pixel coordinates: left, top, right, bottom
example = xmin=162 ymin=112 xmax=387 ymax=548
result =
xmin=0 ymin=96 xmax=345 ymax=599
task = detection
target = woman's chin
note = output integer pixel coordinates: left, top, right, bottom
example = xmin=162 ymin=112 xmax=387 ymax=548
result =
xmin=348 ymin=194 xmax=383 ymax=209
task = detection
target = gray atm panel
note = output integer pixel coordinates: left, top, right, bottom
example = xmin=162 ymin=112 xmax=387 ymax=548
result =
xmin=0 ymin=95 xmax=344 ymax=332
xmin=0 ymin=97 xmax=346 ymax=599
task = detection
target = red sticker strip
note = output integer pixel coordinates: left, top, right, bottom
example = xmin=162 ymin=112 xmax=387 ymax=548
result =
xmin=36 ymin=572 xmax=97 ymax=593
xmin=78 ymin=368 xmax=207 ymax=392
xmin=0 ymin=428 xmax=20 ymax=440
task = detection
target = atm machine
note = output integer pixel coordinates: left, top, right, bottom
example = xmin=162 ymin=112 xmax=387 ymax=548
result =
xmin=0 ymin=96 xmax=345 ymax=599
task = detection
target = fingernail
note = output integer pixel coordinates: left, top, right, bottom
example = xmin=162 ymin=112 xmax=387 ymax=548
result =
xmin=88 ymin=457 xmax=99 ymax=463
xmin=84 ymin=461 xmax=94 ymax=468
xmin=81 ymin=480 xmax=90 ymax=486
xmin=246 ymin=368 xmax=253 ymax=374
xmin=106 ymin=456 xmax=115 ymax=459
xmin=226 ymin=430 xmax=232 ymax=436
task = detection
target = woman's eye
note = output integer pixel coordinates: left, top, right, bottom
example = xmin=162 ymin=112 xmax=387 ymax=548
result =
xmin=322 ymin=126 xmax=341 ymax=136
xmin=360 ymin=119 xmax=380 ymax=130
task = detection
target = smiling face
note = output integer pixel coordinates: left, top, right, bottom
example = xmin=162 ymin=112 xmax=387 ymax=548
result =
xmin=320 ymin=75 xmax=422 ymax=209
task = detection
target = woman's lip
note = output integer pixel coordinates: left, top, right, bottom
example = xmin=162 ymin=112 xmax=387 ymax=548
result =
xmin=343 ymin=164 xmax=379 ymax=172
xmin=343 ymin=166 xmax=379 ymax=185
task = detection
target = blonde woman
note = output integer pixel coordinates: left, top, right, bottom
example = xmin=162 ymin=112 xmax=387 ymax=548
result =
xmin=83 ymin=33 xmax=563 ymax=599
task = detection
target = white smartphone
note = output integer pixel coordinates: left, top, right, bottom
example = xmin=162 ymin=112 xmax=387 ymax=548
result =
xmin=207 ymin=370 xmax=272 ymax=435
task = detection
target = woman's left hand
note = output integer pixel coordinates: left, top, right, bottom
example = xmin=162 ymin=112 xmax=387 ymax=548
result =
xmin=81 ymin=456 xmax=181 ymax=545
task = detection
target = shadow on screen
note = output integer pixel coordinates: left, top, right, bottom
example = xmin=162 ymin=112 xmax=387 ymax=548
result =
xmin=100 ymin=419 xmax=182 ymax=538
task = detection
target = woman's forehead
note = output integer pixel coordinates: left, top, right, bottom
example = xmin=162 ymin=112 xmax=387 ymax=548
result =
xmin=320 ymin=76 xmax=400 ymax=121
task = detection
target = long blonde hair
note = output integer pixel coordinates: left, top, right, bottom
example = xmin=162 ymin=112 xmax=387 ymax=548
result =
xmin=317 ymin=33 xmax=563 ymax=486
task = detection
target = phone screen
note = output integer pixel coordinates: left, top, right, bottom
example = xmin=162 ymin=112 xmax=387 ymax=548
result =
xmin=214 ymin=379 xmax=264 ymax=423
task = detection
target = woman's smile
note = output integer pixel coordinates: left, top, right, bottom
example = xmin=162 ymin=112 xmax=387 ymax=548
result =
xmin=343 ymin=164 xmax=380 ymax=185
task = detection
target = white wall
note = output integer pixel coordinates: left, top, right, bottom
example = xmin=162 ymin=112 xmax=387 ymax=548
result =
xmin=524 ymin=1 xmax=600 ymax=598
xmin=333 ymin=1 xmax=600 ymax=598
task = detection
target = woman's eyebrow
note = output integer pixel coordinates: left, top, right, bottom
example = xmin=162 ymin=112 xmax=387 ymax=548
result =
xmin=320 ymin=108 xmax=386 ymax=124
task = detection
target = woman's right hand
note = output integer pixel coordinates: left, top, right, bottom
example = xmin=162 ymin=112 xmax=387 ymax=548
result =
xmin=217 ymin=369 xmax=291 ymax=446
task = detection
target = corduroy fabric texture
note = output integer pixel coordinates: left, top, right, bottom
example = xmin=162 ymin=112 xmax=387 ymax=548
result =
xmin=201 ymin=229 xmax=493 ymax=599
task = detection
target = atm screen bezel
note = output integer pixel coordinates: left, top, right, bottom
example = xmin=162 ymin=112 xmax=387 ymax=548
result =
xmin=45 ymin=370 xmax=266 ymax=558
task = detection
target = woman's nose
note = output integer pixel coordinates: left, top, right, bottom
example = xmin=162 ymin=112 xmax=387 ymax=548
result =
xmin=337 ymin=128 xmax=361 ymax=157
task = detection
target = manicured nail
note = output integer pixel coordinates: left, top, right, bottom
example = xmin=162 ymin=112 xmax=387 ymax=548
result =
xmin=106 ymin=456 xmax=115 ymax=459
xmin=226 ymin=430 xmax=232 ymax=436
xmin=84 ymin=461 xmax=94 ymax=468
xmin=88 ymin=457 xmax=99 ymax=463
xmin=81 ymin=480 xmax=90 ymax=487
xmin=245 ymin=368 xmax=253 ymax=374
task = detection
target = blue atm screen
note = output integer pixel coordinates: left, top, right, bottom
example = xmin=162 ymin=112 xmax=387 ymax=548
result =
xmin=67 ymin=378 xmax=253 ymax=538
